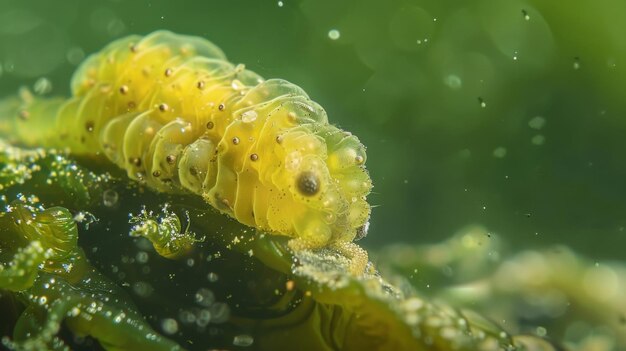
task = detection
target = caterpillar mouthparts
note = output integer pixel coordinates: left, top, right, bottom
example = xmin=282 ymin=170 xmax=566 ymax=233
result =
xmin=0 ymin=30 xmax=373 ymax=261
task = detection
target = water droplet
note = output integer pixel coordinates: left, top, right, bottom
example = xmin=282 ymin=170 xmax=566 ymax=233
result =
xmin=113 ymin=312 xmax=126 ymax=323
xmin=233 ymin=334 xmax=254 ymax=347
xmin=241 ymin=110 xmax=258 ymax=123
xmin=328 ymin=29 xmax=341 ymax=40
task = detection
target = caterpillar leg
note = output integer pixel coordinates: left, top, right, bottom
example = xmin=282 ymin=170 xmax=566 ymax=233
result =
xmin=288 ymin=217 xmax=332 ymax=252
xmin=330 ymin=241 xmax=368 ymax=276
xmin=287 ymin=217 xmax=368 ymax=276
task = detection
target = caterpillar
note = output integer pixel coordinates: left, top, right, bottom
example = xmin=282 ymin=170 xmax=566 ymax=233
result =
xmin=0 ymin=30 xmax=372 ymax=269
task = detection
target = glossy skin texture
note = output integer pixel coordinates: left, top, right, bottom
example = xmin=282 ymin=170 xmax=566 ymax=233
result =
xmin=0 ymin=31 xmax=372 ymax=255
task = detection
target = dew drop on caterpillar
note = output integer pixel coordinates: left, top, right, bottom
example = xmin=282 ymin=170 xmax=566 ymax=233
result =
xmin=0 ymin=30 xmax=373 ymax=271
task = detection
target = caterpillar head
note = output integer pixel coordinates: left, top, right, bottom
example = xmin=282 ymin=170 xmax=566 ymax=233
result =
xmin=278 ymin=123 xmax=372 ymax=246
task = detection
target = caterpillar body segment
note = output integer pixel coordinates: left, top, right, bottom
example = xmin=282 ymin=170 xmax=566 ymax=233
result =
xmin=0 ymin=31 xmax=373 ymax=264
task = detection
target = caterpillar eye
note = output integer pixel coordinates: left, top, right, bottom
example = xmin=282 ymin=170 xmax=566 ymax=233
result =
xmin=297 ymin=171 xmax=320 ymax=196
xmin=355 ymin=222 xmax=369 ymax=240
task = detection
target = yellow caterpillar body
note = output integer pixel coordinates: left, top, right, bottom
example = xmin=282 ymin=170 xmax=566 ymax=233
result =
xmin=0 ymin=30 xmax=372 ymax=254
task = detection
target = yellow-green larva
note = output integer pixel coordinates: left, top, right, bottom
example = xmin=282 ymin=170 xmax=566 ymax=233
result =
xmin=0 ymin=30 xmax=372 ymax=263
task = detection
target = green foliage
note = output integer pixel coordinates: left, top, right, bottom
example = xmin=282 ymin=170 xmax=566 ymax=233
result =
xmin=0 ymin=141 xmax=559 ymax=350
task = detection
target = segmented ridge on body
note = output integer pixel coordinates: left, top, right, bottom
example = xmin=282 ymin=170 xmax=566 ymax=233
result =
xmin=1 ymin=30 xmax=372 ymax=250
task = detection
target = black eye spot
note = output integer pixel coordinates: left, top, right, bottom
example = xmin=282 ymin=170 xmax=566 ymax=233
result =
xmin=297 ymin=171 xmax=320 ymax=196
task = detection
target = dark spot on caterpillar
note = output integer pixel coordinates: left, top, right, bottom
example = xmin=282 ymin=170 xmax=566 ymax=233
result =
xmin=197 ymin=81 xmax=205 ymax=89
xmin=206 ymin=121 xmax=214 ymax=129
xmin=275 ymin=135 xmax=283 ymax=144
xmin=355 ymin=155 xmax=364 ymax=164
xmin=355 ymin=223 xmax=369 ymax=241
xmin=129 ymin=43 xmax=137 ymax=52
xmin=18 ymin=110 xmax=29 ymax=120
xmin=129 ymin=157 xmax=142 ymax=167
xmin=80 ymin=136 xmax=86 ymax=143
xmin=250 ymin=154 xmax=258 ymax=161
xmin=166 ymin=154 xmax=177 ymax=165
xmin=119 ymin=85 xmax=129 ymax=94
xmin=189 ymin=166 xmax=198 ymax=176
xmin=85 ymin=121 xmax=95 ymax=132
xmin=218 ymin=103 xmax=225 ymax=111
xmin=158 ymin=103 xmax=169 ymax=112
xmin=164 ymin=68 xmax=173 ymax=77
xmin=232 ymin=137 xmax=240 ymax=145
xmin=152 ymin=170 xmax=161 ymax=177
xmin=127 ymin=101 xmax=136 ymax=109
xmin=297 ymin=171 xmax=320 ymax=196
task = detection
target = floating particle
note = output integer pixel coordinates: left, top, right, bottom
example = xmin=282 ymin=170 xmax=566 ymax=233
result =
xmin=531 ymin=135 xmax=545 ymax=145
xmin=443 ymin=74 xmax=462 ymax=90
xmin=178 ymin=310 xmax=196 ymax=324
xmin=102 ymin=189 xmax=119 ymax=207
xmin=535 ymin=326 xmax=547 ymax=337
xmin=195 ymin=287 xmax=215 ymax=307
xmin=209 ymin=302 xmax=230 ymax=323
xmin=33 ymin=77 xmax=52 ymax=95
xmin=328 ymin=29 xmax=341 ymax=40
xmin=161 ymin=318 xmax=179 ymax=335
xmin=493 ymin=147 xmax=507 ymax=158
xmin=132 ymin=281 xmax=154 ymax=298
xmin=528 ymin=116 xmax=546 ymax=130
xmin=135 ymin=251 xmax=149 ymax=264
xmin=233 ymin=334 xmax=254 ymax=347
xmin=196 ymin=309 xmax=211 ymax=327
xmin=207 ymin=272 xmax=219 ymax=282
xmin=478 ymin=97 xmax=487 ymax=108
xmin=66 ymin=47 xmax=85 ymax=65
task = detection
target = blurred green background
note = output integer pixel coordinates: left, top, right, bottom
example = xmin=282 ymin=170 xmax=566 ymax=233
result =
xmin=1 ymin=0 xmax=626 ymax=260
